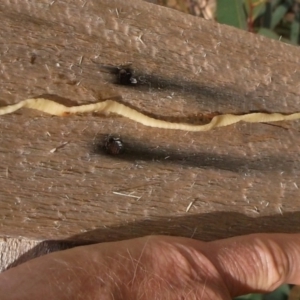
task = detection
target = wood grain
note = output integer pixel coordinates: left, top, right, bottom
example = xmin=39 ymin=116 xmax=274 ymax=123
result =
xmin=1 ymin=0 xmax=300 ymax=255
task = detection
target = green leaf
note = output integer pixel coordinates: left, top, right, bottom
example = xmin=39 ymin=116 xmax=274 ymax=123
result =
xmin=264 ymin=284 xmax=290 ymax=300
xmin=216 ymin=0 xmax=247 ymax=30
xmin=257 ymin=27 xmax=280 ymax=40
xmin=234 ymin=285 xmax=291 ymax=300
xmin=271 ymin=3 xmax=292 ymax=29
xmin=235 ymin=293 xmax=264 ymax=300
xmin=243 ymin=0 xmax=266 ymax=23
xmin=290 ymin=19 xmax=300 ymax=45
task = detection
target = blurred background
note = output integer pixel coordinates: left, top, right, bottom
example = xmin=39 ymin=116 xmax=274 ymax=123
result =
xmin=148 ymin=0 xmax=300 ymax=45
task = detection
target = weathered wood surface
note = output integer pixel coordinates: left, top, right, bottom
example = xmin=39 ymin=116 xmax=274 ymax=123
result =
xmin=0 ymin=237 xmax=75 ymax=272
xmin=1 ymin=0 xmax=300 ymax=267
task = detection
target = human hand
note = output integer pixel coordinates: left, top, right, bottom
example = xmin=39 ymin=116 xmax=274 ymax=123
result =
xmin=0 ymin=233 xmax=299 ymax=299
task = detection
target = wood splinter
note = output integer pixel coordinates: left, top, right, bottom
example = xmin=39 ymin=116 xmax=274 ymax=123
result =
xmin=1 ymin=97 xmax=300 ymax=131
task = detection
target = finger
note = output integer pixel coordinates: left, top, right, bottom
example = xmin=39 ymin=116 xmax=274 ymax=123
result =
xmin=202 ymin=233 xmax=300 ymax=297
xmin=0 ymin=236 xmax=232 ymax=300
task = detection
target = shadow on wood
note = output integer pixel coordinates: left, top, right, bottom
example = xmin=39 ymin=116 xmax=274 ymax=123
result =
xmin=5 ymin=210 xmax=300 ymax=271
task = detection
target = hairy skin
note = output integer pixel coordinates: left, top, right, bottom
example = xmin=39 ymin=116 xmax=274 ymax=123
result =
xmin=0 ymin=234 xmax=299 ymax=300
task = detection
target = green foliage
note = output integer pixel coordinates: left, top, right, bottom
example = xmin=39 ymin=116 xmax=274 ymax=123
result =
xmin=216 ymin=0 xmax=247 ymax=30
xmin=234 ymin=284 xmax=291 ymax=300
xmin=243 ymin=0 xmax=266 ymax=24
xmin=216 ymin=0 xmax=300 ymax=45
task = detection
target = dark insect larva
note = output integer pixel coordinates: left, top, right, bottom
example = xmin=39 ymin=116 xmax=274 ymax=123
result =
xmin=104 ymin=136 xmax=124 ymax=155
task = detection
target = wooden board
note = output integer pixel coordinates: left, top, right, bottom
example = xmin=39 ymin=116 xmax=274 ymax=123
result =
xmin=1 ymin=0 xmax=300 ymax=251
